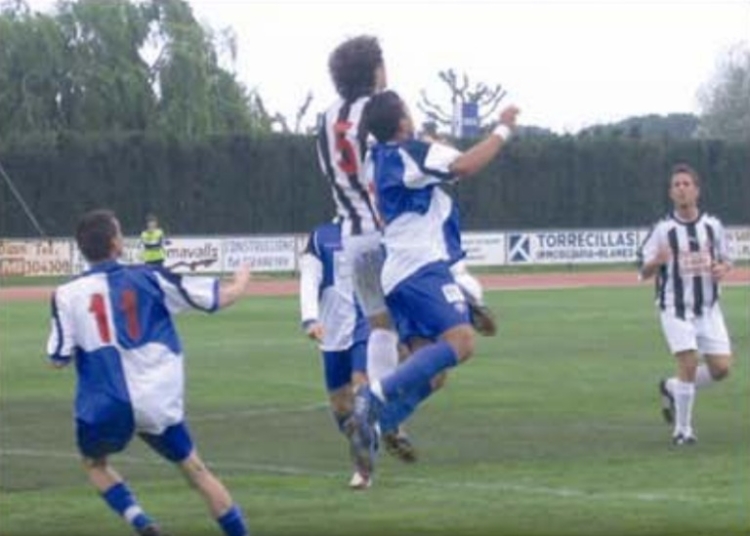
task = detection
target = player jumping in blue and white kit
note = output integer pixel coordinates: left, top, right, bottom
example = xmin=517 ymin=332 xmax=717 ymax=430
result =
xmin=299 ymin=218 xmax=418 ymax=489
xmin=349 ymin=90 xmax=519 ymax=479
xmin=47 ymin=209 xmax=252 ymax=536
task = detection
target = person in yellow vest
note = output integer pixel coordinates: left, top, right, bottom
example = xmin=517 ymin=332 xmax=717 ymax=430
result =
xmin=140 ymin=214 xmax=169 ymax=267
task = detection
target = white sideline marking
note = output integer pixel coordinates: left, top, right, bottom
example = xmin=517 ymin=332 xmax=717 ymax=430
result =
xmin=0 ymin=448 xmax=732 ymax=506
xmin=482 ymin=280 xmax=750 ymax=292
xmin=0 ymin=401 xmax=328 ymax=428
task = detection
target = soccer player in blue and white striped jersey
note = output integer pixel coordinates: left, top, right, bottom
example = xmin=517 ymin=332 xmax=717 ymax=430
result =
xmin=299 ymin=218 xmax=419 ymax=490
xmin=348 ymin=90 xmax=519 ymax=479
xmin=47 ymin=209 xmax=252 ymax=536
xmin=299 ymin=218 xmax=370 ymax=488
xmin=638 ymin=164 xmax=734 ymax=446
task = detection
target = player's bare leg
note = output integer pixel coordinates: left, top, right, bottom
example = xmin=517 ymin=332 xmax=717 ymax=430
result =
xmin=704 ymin=353 xmax=732 ymax=382
xmin=440 ymin=324 xmax=476 ymax=363
xmin=178 ymin=450 xmax=249 ymax=535
xmin=326 ymin=383 xmax=369 ymax=489
xmin=83 ymin=457 xmax=162 ymax=536
xmin=329 ymin=386 xmax=354 ymax=419
xmin=324 ymin=376 xmax=376 ymax=490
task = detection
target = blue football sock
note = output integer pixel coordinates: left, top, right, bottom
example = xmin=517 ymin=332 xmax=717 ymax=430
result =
xmin=217 ymin=504 xmax=249 ymax=536
xmin=380 ymin=341 xmax=458 ymax=402
xmin=101 ymin=482 xmax=153 ymax=531
xmin=379 ymin=378 xmax=433 ymax=434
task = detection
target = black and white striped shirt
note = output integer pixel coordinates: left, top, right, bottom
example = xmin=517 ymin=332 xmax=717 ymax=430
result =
xmin=639 ymin=212 xmax=731 ymax=319
xmin=316 ymin=97 xmax=380 ymax=237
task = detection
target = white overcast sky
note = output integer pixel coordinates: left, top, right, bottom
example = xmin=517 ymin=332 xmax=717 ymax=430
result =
xmin=26 ymin=0 xmax=750 ymax=133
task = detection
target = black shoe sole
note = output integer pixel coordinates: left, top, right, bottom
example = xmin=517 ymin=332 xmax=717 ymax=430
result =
xmin=383 ymin=434 xmax=418 ymax=463
xmin=659 ymin=379 xmax=675 ymax=425
xmin=470 ymin=304 xmax=497 ymax=337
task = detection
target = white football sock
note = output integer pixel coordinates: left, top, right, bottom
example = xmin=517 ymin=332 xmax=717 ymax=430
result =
xmin=666 ymin=365 xmax=713 ymax=393
xmin=666 ymin=377 xmax=678 ymax=394
xmin=673 ymin=379 xmax=695 ymax=437
xmin=369 ymin=380 xmax=386 ymax=403
xmin=367 ymin=328 xmax=399 ymax=382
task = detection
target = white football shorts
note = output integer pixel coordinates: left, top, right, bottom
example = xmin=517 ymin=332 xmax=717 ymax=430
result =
xmin=659 ymin=305 xmax=731 ymax=356
xmin=342 ymin=231 xmax=387 ymax=317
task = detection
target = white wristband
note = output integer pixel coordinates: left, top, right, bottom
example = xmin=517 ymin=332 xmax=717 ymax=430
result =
xmin=492 ymin=124 xmax=512 ymax=141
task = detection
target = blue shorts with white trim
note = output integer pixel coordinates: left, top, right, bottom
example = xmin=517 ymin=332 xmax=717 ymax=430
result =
xmin=77 ymin=409 xmax=194 ymax=463
xmin=322 ymin=341 xmax=367 ymax=392
xmin=385 ymin=261 xmax=470 ymax=343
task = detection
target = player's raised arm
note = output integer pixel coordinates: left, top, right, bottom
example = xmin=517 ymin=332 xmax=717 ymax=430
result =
xmin=155 ymin=264 xmax=250 ymax=313
xmin=217 ymin=265 xmax=252 ymax=309
xmin=449 ymin=105 xmax=520 ymax=178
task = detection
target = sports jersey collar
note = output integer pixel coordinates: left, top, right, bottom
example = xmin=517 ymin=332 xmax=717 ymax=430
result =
xmin=670 ymin=210 xmax=703 ymax=225
xmin=84 ymin=259 xmax=123 ymax=275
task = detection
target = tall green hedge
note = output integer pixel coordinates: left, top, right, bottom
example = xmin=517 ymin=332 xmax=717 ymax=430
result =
xmin=1 ymin=133 xmax=748 ymax=237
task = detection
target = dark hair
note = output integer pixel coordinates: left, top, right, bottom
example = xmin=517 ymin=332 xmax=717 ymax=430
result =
xmin=362 ymin=90 xmax=405 ymax=143
xmin=76 ymin=209 xmax=118 ymax=263
xmin=329 ymin=35 xmax=383 ymax=101
xmin=670 ymin=163 xmax=701 ymax=188
xmin=146 ymin=213 xmax=158 ymax=223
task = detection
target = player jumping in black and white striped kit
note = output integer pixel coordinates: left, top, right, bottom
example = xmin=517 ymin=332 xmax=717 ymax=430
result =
xmin=316 ymin=35 xmax=416 ymax=487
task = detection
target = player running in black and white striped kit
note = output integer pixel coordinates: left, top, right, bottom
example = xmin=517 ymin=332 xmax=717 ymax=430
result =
xmin=638 ymin=164 xmax=734 ymax=446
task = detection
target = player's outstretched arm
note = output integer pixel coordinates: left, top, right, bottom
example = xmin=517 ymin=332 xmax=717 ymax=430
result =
xmin=218 ymin=265 xmax=252 ymax=309
xmin=450 ymin=106 xmax=520 ymax=178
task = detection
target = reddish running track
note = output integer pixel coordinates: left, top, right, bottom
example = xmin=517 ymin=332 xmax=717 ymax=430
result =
xmin=1 ymin=269 xmax=748 ymax=303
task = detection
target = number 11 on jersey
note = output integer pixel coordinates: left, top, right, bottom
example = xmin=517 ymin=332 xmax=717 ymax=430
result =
xmin=88 ymin=289 xmax=141 ymax=344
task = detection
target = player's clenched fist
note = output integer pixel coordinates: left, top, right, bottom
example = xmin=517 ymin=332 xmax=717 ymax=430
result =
xmin=499 ymin=105 xmax=520 ymax=128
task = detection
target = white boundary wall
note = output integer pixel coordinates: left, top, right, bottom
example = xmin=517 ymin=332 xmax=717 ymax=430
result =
xmin=2 ymin=226 xmax=749 ymax=277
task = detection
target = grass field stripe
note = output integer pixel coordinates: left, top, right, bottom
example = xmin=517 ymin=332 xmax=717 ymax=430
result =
xmin=0 ymin=448 xmax=732 ymax=506
xmin=190 ymin=402 xmax=329 ymax=422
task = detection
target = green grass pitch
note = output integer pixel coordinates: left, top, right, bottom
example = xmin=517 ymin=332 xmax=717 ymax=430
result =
xmin=1 ymin=286 xmax=748 ymax=536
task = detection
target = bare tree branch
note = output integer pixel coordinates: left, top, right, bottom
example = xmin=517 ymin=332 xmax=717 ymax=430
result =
xmin=478 ymin=86 xmax=507 ymax=121
xmin=294 ymin=91 xmax=314 ymax=133
xmin=418 ymin=89 xmax=452 ymax=121
xmin=272 ymin=112 xmax=289 ymax=133
xmin=418 ymin=70 xmax=508 ymax=136
xmin=458 ymin=72 xmax=469 ymax=101
xmin=254 ymin=93 xmax=270 ymax=119
xmin=416 ymin=103 xmax=452 ymax=126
